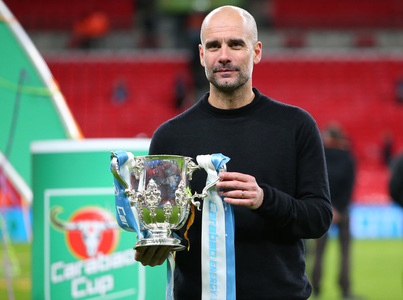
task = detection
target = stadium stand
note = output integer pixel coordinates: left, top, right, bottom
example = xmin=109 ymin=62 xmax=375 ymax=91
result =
xmin=271 ymin=0 xmax=403 ymax=29
xmin=3 ymin=0 xmax=403 ymax=204
xmin=4 ymin=0 xmax=134 ymax=30
xmin=46 ymin=53 xmax=191 ymax=138
xmin=44 ymin=53 xmax=403 ymax=203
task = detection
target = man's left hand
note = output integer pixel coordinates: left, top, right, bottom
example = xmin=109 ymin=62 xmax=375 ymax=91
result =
xmin=216 ymin=172 xmax=263 ymax=210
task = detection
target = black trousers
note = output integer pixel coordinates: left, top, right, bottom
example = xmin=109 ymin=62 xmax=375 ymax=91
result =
xmin=312 ymin=210 xmax=351 ymax=297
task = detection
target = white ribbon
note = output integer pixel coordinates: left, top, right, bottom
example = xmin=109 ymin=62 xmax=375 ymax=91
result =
xmin=197 ymin=154 xmax=235 ymax=300
xmin=166 ymin=253 xmax=175 ymax=300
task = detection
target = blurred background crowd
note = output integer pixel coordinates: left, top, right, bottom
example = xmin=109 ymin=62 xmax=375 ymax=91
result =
xmin=4 ymin=0 xmax=402 ymax=204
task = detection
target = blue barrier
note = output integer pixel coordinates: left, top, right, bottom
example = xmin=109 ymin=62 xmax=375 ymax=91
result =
xmin=350 ymin=203 xmax=403 ymax=239
xmin=0 ymin=207 xmax=32 ymax=242
xmin=1 ymin=204 xmax=402 ymax=242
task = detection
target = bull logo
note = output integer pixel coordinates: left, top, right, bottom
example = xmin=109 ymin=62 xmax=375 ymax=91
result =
xmin=50 ymin=206 xmax=120 ymax=259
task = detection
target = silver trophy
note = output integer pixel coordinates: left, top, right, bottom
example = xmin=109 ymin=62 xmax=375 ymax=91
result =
xmin=111 ymin=153 xmax=222 ymax=251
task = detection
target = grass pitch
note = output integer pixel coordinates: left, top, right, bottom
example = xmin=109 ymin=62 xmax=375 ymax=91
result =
xmin=305 ymin=239 xmax=403 ymax=300
xmin=1 ymin=239 xmax=402 ymax=300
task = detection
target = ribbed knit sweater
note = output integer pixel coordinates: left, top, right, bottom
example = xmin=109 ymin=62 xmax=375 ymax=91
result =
xmin=149 ymin=88 xmax=332 ymax=300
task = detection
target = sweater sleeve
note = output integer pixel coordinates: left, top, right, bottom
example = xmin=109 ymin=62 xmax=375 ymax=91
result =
xmin=254 ymin=122 xmax=333 ymax=240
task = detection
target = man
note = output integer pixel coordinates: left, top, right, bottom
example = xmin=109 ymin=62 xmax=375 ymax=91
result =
xmin=311 ymin=125 xmax=356 ymax=299
xmin=135 ymin=6 xmax=332 ymax=299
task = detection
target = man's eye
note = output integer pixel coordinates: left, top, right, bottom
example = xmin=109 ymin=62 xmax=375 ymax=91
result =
xmin=208 ymin=44 xmax=220 ymax=50
xmin=230 ymin=42 xmax=243 ymax=49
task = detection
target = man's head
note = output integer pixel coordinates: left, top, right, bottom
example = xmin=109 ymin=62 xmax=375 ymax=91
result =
xmin=322 ymin=124 xmax=348 ymax=149
xmin=199 ymin=6 xmax=262 ymax=93
xmin=200 ymin=6 xmax=258 ymax=45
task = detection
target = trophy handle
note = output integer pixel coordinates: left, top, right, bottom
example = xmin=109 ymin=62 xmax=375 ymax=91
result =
xmin=111 ymin=153 xmax=129 ymax=189
xmin=201 ymin=176 xmax=222 ymax=195
xmin=186 ymin=158 xmax=201 ymax=181
xmin=191 ymin=163 xmax=227 ymax=204
xmin=132 ymin=157 xmax=144 ymax=180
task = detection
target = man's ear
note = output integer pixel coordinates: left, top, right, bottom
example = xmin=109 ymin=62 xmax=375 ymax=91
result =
xmin=199 ymin=44 xmax=205 ymax=67
xmin=253 ymin=41 xmax=262 ymax=65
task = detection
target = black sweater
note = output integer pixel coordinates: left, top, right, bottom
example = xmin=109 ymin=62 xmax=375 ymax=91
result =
xmin=149 ymin=88 xmax=332 ymax=300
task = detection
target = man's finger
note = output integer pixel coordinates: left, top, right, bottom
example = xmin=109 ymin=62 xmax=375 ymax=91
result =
xmin=219 ymin=171 xmax=251 ymax=182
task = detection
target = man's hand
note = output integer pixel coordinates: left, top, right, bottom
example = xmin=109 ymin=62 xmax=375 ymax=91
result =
xmin=332 ymin=207 xmax=340 ymax=224
xmin=216 ymin=172 xmax=264 ymax=210
xmin=134 ymin=246 xmax=173 ymax=267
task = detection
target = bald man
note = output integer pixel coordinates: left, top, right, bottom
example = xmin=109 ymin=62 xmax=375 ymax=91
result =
xmin=135 ymin=6 xmax=332 ymax=299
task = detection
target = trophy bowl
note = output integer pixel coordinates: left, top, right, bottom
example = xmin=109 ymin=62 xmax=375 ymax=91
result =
xmin=111 ymin=154 xmax=219 ymax=251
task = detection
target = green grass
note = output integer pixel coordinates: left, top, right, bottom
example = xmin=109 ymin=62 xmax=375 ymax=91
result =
xmin=305 ymin=239 xmax=403 ymax=300
xmin=0 ymin=243 xmax=31 ymax=300
xmin=1 ymin=240 xmax=402 ymax=300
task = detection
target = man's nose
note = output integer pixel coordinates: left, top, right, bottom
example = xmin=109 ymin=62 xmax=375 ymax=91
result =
xmin=218 ymin=46 xmax=231 ymax=63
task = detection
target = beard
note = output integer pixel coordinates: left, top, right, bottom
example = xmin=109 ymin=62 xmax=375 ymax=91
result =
xmin=206 ymin=62 xmax=252 ymax=93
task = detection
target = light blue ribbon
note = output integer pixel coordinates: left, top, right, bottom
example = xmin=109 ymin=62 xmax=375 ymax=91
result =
xmin=211 ymin=154 xmax=236 ymax=299
xmin=199 ymin=153 xmax=235 ymax=300
xmin=166 ymin=253 xmax=175 ymax=300
xmin=111 ymin=150 xmax=144 ymax=239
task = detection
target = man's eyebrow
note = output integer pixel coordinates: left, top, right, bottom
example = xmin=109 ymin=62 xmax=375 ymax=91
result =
xmin=228 ymin=38 xmax=246 ymax=45
xmin=205 ymin=40 xmax=219 ymax=48
xmin=205 ymin=38 xmax=246 ymax=48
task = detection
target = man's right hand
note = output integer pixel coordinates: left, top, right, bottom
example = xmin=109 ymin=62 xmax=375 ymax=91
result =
xmin=134 ymin=246 xmax=173 ymax=267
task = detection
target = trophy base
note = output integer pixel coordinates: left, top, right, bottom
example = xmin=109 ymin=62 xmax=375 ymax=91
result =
xmin=135 ymin=237 xmax=186 ymax=251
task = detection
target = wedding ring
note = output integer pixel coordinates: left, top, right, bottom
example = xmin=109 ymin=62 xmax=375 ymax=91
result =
xmin=241 ymin=190 xmax=244 ymax=199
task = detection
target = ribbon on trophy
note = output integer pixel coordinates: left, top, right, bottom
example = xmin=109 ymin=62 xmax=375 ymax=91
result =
xmin=111 ymin=150 xmax=176 ymax=299
xmin=166 ymin=252 xmax=175 ymax=300
xmin=197 ymin=154 xmax=235 ymax=300
xmin=111 ymin=150 xmax=146 ymax=238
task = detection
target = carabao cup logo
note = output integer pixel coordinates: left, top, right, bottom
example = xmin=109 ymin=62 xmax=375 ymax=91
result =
xmin=51 ymin=206 xmax=120 ymax=259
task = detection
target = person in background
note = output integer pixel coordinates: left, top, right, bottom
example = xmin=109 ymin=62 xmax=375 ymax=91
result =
xmin=311 ymin=124 xmax=360 ymax=299
xmin=111 ymin=78 xmax=128 ymax=105
xmin=389 ymin=152 xmax=403 ymax=208
xmin=395 ymin=75 xmax=403 ymax=104
xmin=68 ymin=11 xmax=110 ymax=49
xmin=135 ymin=6 xmax=332 ymax=299
xmin=381 ymin=131 xmax=394 ymax=167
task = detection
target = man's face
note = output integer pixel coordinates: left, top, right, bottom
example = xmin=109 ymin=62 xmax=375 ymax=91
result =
xmin=199 ymin=12 xmax=261 ymax=92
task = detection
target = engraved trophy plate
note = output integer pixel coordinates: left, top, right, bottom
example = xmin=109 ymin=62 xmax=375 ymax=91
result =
xmin=111 ymin=154 xmax=220 ymax=251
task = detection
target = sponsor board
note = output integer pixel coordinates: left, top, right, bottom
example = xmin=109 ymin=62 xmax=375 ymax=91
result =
xmin=31 ymin=139 xmax=166 ymax=300
xmin=45 ymin=188 xmax=142 ymax=300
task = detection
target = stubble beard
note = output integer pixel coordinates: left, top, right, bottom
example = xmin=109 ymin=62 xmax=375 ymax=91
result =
xmin=207 ymin=69 xmax=249 ymax=93
xmin=206 ymin=61 xmax=253 ymax=93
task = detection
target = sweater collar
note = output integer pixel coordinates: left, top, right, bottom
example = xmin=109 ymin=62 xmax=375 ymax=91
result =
xmin=199 ymin=87 xmax=262 ymax=116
